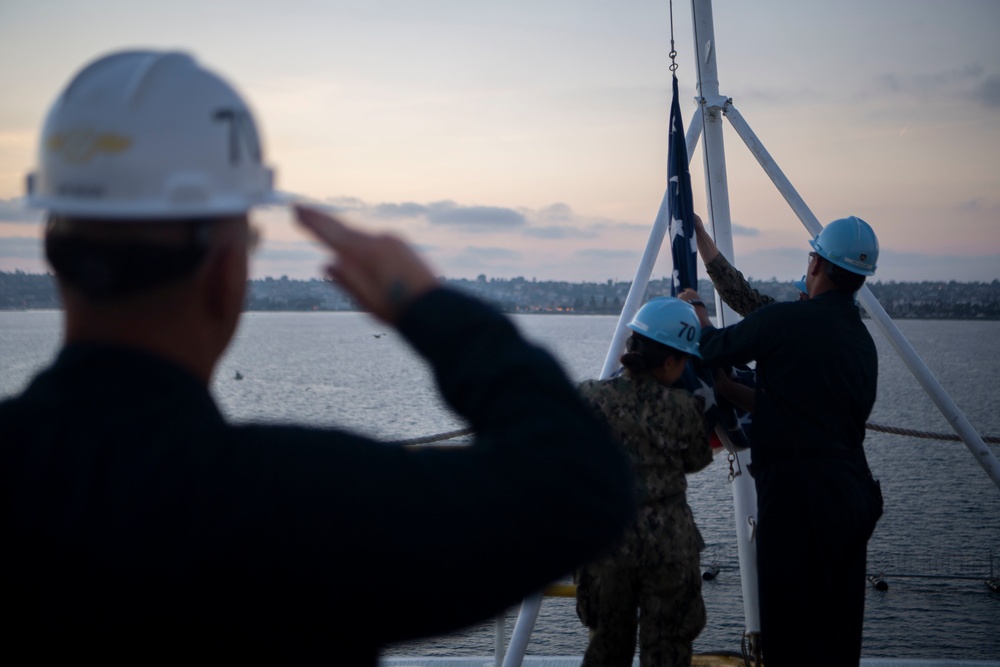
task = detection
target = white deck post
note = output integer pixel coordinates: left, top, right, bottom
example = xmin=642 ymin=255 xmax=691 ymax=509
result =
xmin=495 ymin=614 xmax=506 ymax=667
xmin=501 ymin=591 xmax=542 ymax=667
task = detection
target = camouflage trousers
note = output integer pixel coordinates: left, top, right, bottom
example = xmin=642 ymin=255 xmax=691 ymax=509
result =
xmin=576 ymin=556 xmax=706 ymax=667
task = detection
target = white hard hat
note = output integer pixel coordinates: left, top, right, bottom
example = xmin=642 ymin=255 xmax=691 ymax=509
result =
xmin=26 ymin=50 xmax=276 ymax=219
xmin=627 ymin=296 xmax=702 ymax=358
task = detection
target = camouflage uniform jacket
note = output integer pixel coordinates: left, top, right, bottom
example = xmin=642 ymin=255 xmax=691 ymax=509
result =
xmin=706 ymin=253 xmax=775 ymax=318
xmin=579 ymin=374 xmax=712 ymax=567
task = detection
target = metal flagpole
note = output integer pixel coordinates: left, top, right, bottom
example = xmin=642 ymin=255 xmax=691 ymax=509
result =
xmin=690 ymin=0 xmax=763 ymax=654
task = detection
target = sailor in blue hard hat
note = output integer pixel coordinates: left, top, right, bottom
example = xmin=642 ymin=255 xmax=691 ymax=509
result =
xmin=806 ymin=215 xmax=879 ymax=291
xmin=614 ymin=295 xmax=702 ymax=388
xmin=679 ymin=214 xmax=883 ymax=667
xmin=627 ymin=296 xmax=702 ymax=356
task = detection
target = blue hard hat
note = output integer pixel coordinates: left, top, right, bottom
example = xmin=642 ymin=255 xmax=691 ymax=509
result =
xmin=809 ymin=216 xmax=879 ymax=276
xmin=793 ymin=275 xmax=807 ymax=294
xmin=627 ymin=297 xmax=701 ymax=358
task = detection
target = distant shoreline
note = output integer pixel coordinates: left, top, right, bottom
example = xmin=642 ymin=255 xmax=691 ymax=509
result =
xmin=3 ymin=271 xmax=1000 ymax=320
xmin=4 ymin=308 xmax=997 ymax=322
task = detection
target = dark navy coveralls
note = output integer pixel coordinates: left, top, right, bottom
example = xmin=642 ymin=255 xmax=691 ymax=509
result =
xmin=699 ymin=289 xmax=882 ymax=667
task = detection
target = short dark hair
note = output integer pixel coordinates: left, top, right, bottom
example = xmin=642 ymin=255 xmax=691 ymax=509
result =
xmin=823 ymin=259 xmax=867 ymax=293
xmin=620 ymin=332 xmax=688 ymax=375
xmin=44 ymin=216 xmax=226 ymax=301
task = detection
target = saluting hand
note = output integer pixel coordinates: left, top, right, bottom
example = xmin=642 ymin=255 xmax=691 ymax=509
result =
xmin=295 ymin=205 xmax=440 ymax=324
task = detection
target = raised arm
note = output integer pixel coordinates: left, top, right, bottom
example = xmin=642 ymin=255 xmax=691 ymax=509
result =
xmin=694 ymin=213 xmax=775 ymax=317
xmin=693 ymin=213 xmax=720 ymax=264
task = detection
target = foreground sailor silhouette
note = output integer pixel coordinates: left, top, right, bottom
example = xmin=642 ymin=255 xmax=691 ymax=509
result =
xmin=0 ymin=50 xmax=635 ymax=662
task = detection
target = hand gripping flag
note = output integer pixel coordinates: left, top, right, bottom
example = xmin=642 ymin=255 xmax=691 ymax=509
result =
xmin=665 ymin=75 xmax=749 ymax=451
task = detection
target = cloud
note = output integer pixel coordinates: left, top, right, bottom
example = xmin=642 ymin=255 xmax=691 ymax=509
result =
xmin=873 ymin=64 xmax=1000 ymax=112
xmin=458 ymin=246 xmax=522 ymax=261
xmin=524 ymin=226 xmax=599 ymax=240
xmin=321 ymin=196 xmax=367 ymax=212
xmin=350 ymin=198 xmax=528 ymax=231
xmin=424 ymin=201 xmax=526 ymax=230
xmin=442 ymin=246 xmax=525 ymax=275
xmin=0 ymin=236 xmax=43 ymax=259
xmin=0 ymin=199 xmax=43 ymax=224
xmin=732 ymin=224 xmax=759 ymax=237
xmin=589 ymin=220 xmax=651 ymax=234
xmin=876 ymin=63 xmax=983 ymax=95
xmin=374 ymin=202 xmax=431 ymax=218
xmin=521 ymin=203 xmax=616 ymax=239
xmin=275 ymin=194 xmax=532 ymax=233
xmin=575 ymin=248 xmax=639 ymax=261
xmin=256 ymin=240 xmax=327 ymax=262
xmin=873 ymin=249 xmax=1000 ymax=282
xmin=970 ymin=74 xmax=1000 ymax=109
xmin=958 ymin=197 xmax=1000 ymax=213
xmin=536 ymin=202 xmax=575 ymax=223
xmin=733 ymin=85 xmax=825 ymax=106
xmin=309 ymin=196 xmax=620 ymax=239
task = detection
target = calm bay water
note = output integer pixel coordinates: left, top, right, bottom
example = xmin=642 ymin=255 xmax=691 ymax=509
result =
xmin=1 ymin=310 xmax=998 ymax=660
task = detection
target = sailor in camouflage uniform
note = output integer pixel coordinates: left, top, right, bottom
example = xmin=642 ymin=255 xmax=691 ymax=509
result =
xmin=576 ymin=297 xmax=713 ymax=667
xmin=705 ymin=252 xmax=776 ymax=316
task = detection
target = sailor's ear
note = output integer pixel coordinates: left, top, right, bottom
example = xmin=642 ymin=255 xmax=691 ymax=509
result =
xmin=200 ymin=240 xmax=247 ymax=325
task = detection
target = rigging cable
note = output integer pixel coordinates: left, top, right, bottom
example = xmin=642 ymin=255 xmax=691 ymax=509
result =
xmin=668 ymin=0 xmax=678 ymax=73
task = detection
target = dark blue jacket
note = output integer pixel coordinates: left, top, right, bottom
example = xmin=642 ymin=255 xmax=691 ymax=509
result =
xmin=698 ymin=290 xmax=877 ymax=464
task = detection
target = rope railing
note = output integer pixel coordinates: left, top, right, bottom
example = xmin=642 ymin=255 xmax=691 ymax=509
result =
xmin=392 ymin=423 xmax=1000 ymax=447
xmin=393 ymin=428 xmax=473 ymax=447
xmin=866 ymin=422 xmax=1000 ymax=444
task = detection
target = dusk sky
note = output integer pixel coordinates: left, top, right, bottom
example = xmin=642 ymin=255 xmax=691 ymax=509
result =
xmin=1 ymin=0 xmax=998 ymax=283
